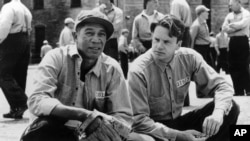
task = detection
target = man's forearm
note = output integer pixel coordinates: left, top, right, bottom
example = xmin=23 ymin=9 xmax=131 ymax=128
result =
xmin=50 ymin=104 xmax=92 ymax=122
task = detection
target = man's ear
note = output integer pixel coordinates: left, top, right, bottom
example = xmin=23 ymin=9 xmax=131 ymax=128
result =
xmin=177 ymin=40 xmax=182 ymax=49
xmin=73 ymin=32 xmax=77 ymax=40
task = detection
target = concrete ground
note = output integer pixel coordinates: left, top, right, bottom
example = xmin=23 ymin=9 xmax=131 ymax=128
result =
xmin=0 ymin=65 xmax=250 ymax=141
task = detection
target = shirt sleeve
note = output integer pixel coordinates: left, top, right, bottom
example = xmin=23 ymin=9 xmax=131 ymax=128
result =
xmin=0 ymin=5 xmax=14 ymax=44
xmin=106 ymin=63 xmax=133 ymax=127
xmin=230 ymin=10 xmax=250 ymax=30
xmin=191 ymin=51 xmax=233 ymax=114
xmin=190 ymin=23 xmax=198 ymax=48
xmin=113 ymin=9 xmax=123 ymax=33
xmin=28 ymin=50 xmax=62 ymax=116
xmin=128 ymin=70 xmax=178 ymax=141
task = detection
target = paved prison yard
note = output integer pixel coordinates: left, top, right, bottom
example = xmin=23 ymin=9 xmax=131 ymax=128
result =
xmin=0 ymin=66 xmax=250 ymax=141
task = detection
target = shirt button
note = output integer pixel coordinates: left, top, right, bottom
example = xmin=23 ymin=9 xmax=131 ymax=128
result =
xmin=172 ymin=100 xmax=174 ymax=103
xmin=77 ymin=72 xmax=80 ymax=75
xmin=72 ymin=102 xmax=75 ymax=106
xmin=169 ymin=77 xmax=171 ymax=79
xmin=76 ymin=87 xmax=78 ymax=90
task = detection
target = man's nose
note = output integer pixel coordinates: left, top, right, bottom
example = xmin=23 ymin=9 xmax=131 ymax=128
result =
xmin=91 ymin=35 xmax=101 ymax=43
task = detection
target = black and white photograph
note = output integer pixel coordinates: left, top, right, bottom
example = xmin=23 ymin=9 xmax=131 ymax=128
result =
xmin=0 ymin=0 xmax=250 ymax=141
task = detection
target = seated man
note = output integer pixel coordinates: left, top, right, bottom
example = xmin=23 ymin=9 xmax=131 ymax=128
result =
xmin=28 ymin=10 xmax=132 ymax=141
xmin=128 ymin=15 xmax=239 ymax=141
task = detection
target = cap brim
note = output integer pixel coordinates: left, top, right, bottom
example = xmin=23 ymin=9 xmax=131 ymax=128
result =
xmin=76 ymin=17 xmax=114 ymax=39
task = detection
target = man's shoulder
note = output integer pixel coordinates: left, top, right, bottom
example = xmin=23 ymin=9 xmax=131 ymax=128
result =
xmin=113 ymin=5 xmax=123 ymax=14
xmin=176 ymin=48 xmax=201 ymax=59
xmin=129 ymin=51 xmax=154 ymax=73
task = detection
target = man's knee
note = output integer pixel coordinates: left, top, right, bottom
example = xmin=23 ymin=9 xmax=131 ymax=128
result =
xmin=128 ymin=132 xmax=156 ymax=141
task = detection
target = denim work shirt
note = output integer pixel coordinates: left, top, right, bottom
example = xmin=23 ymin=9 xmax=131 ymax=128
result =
xmin=128 ymin=48 xmax=233 ymax=141
xmin=28 ymin=45 xmax=133 ymax=125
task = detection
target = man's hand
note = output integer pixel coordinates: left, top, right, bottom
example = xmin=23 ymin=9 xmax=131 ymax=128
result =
xmin=83 ymin=119 xmax=122 ymax=141
xmin=176 ymin=130 xmax=208 ymax=141
xmin=202 ymin=109 xmax=224 ymax=137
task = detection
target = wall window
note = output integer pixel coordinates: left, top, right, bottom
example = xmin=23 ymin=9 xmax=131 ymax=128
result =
xmin=34 ymin=0 xmax=44 ymax=10
xmin=71 ymin=0 xmax=81 ymax=8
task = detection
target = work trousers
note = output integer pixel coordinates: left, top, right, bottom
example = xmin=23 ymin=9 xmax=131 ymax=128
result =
xmin=103 ymin=38 xmax=119 ymax=61
xmin=228 ymin=36 xmax=250 ymax=95
xmin=129 ymin=100 xmax=239 ymax=141
xmin=0 ymin=32 xmax=29 ymax=109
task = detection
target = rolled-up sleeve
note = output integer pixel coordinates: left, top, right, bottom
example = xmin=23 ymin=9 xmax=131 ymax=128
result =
xmin=28 ymin=50 xmax=62 ymax=116
xmin=128 ymin=70 xmax=177 ymax=141
xmin=191 ymin=52 xmax=233 ymax=113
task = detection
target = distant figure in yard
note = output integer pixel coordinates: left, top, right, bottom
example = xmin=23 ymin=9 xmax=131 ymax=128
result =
xmin=59 ymin=17 xmax=75 ymax=47
xmin=40 ymin=40 xmax=53 ymax=58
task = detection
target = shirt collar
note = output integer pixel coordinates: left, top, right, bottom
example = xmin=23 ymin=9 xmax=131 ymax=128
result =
xmin=68 ymin=45 xmax=102 ymax=77
xmin=151 ymin=50 xmax=176 ymax=72
xmin=141 ymin=10 xmax=159 ymax=18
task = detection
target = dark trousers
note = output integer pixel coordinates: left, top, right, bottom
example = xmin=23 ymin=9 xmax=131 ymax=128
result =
xmin=0 ymin=32 xmax=30 ymax=110
xmin=208 ymin=47 xmax=217 ymax=70
xmin=141 ymin=40 xmax=152 ymax=51
xmin=103 ymin=38 xmax=119 ymax=61
xmin=228 ymin=36 xmax=250 ymax=95
xmin=129 ymin=100 xmax=239 ymax=141
xmin=181 ymin=27 xmax=191 ymax=48
xmin=217 ymin=48 xmax=229 ymax=73
xmin=194 ymin=44 xmax=210 ymax=64
xmin=119 ymin=52 xmax=128 ymax=78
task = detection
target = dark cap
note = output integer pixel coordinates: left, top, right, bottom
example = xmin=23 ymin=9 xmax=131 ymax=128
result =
xmin=195 ymin=5 xmax=210 ymax=16
xmin=74 ymin=10 xmax=114 ymax=39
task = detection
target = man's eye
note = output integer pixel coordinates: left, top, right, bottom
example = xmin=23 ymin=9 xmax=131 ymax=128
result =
xmin=99 ymin=32 xmax=106 ymax=37
xmin=155 ymin=38 xmax=160 ymax=42
xmin=86 ymin=32 xmax=94 ymax=36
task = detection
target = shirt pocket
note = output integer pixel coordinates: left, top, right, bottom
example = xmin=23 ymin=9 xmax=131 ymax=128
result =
xmin=94 ymin=96 xmax=109 ymax=113
xmin=148 ymin=94 xmax=168 ymax=119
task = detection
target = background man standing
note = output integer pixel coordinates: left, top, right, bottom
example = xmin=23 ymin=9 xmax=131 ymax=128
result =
xmin=40 ymin=40 xmax=53 ymax=58
xmin=59 ymin=17 xmax=75 ymax=47
xmin=222 ymin=0 xmax=250 ymax=96
xmin=0 ymin=0 xmax=32 ymax=119
xmin=96 ymin=0 xmax=123 ymax=61
xmin=190 ymin=5 xmax=211 ymax=64
xmin=132 ymin=0 xmax=163 ymax=55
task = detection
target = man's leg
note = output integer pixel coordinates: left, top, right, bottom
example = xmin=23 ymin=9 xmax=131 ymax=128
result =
xmin=128 ymin=132 xmax=156 ymax=141
xmin=159 ymin=100 xmax=239 ymax=141
xmin=0 ymin=33 xmax=28 ymax=119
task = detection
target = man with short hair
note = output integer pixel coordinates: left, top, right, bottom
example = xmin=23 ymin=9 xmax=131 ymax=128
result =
xmin=128 ymin=15 xmax=239 ymax=141
xmin=59 ymin=17 xmax=75 ymax=47
xmin=222 ymin=0 xmax=250 ymax=96
xmin=28 ymin=10 xmax=132 ymax=141
xmin=0 ymin=0 xmax=32 ymax=119
xmin=96 ymin=0 xmax=123 ymax=61
xmin=132 ymin=0 xmax=164 ymax=55
xmin=170 ymin=0 xmax=192 ymax=47
xmin=190 ymin=5 xmax=211 ymax=63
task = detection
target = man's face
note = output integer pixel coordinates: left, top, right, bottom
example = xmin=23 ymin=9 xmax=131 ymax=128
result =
xmin=152 ymin=25 xmax=180 ymax=63
xmin=201 ymin=11 xmax=209 ymax=20
xmin=75 ymin=24 xmax=107 ymax=60
xmin=147 ymin=0 xmax=159 ymax=11
xmin=68 ymin=23 xmax=75 ymax=30
xmin=229 ymin=0 xmax=239 ymax=12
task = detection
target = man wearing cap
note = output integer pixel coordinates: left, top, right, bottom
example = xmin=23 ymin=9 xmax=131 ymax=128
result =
xmin=0 ymin=0 xmax=32 ymax=119
xmin=128 ymin=14 xmax=239 ymax=141
xmin=40 ymin=40 xmax=53 ymax=58
xmin=28 ymin=10 xmax=132 ymax=141
xmin=190 ymin=5 xmax=211 ymax=64
xmin=222 ymin=0 xmax=250 ymax=96
xmin=59 ymin=17 xmax=75 ymax=47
